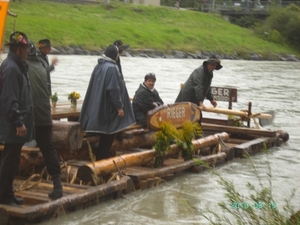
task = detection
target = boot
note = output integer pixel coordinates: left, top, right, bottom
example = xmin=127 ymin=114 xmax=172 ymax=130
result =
xmin=48 ymin=174 xmax=63 ymax=200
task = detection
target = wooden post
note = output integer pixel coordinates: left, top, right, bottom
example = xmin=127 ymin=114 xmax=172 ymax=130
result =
xmin=247 ymin=102 xmax=252 ymax=127
xmin=228 ymin=89 xmax=232 ymax=109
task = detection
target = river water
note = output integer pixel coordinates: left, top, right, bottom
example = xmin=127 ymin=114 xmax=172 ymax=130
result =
xmin=3 ymin=55 xmax=300 ymax=224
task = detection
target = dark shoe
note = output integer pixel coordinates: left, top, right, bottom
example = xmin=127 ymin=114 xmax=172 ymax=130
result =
xmin=48 ymin=174 xmax=63 ymax=200
xmin=13 ymin=197 xmax=24 ymax=205
xmin=48 ymin=190 xmax=63 ymax=200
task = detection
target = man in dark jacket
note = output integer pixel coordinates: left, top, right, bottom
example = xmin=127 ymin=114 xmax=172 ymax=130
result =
xmin=132 ymin=73 xmax=164 ymax=126
xmin=26 ymin=43 xmax=63 ymax=200
xmin=113 ymin=40 xmax=129 ymax=80
xmin=79 ymin=45 xmax=135 ymax=160
xmin=37 ymin=39 xmax=58 ymax=95
xmin=0 ymin=31 xmax=35 ymax=206
xmin=175 ymin=55 xmax=222 ymax=109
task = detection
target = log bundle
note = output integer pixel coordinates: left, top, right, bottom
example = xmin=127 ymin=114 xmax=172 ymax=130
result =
xmin=76 ymin=132 xmax=230 ymax=183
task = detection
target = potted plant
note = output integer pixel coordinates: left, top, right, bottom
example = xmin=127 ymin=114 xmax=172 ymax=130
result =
xmin=50 ymin=92 xmax=58 ymax=109
xmin=68 ymin=91 xmax=80 ymax=109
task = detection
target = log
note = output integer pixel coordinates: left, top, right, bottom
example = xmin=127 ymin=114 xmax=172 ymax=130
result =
xmin=77 ymin=132 xmax=229 ymax=182
xmin=52 ymin=120 xmax=83 ymax=151
xmin=202 ymin=123 xmax=276 ymax=137
xmin=201 ymin=107 xmax=272 ymax=119
xmin=111 ymin=131 xmax=156 ymax=151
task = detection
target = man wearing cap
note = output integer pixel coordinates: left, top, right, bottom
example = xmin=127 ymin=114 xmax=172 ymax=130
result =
xmin=79 ymin=45 xmax=135 ymax=160
xmin=0 ymin=31 xmax=35 ymax=206
xmin=113 ymin=40 xmax=129 ymax=79
xmin=132 ymin=73 xmax=164 ymax=126
xmin=26 ymin=43 xmax=63 ymax=200
xmin=38 ymin=39 xmax=58 ymax=95
xmin=175 ymin=55 xmax=223 ymax=109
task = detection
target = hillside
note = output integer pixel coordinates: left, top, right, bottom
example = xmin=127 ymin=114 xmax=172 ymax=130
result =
xmin=4 ymin=0 xmax=299 ymax=58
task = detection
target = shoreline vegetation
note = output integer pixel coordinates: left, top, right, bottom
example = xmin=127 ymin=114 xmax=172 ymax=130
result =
xmin=3 ymin=0 xmax=300 ymax=61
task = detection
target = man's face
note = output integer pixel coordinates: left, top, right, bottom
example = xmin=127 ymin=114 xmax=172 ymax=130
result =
xmin=207 ymin=63 xmax=218 ymax=72
xmin=144 ymin=78 xmax=156 ymax=90
xmin=40 ymin=46 xmax=51 ymax=54
xmin=18 ymin=45 xmax=29 ymax=60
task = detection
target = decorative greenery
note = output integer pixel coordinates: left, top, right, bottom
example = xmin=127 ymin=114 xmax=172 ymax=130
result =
xmin=153 ymin=121 xmax=203 ymax=167
xmin=177 ymin=121 xmax=203 ymax=161
xmin=228 ymin=115 xmax=245 ymax=127
xmin=153 ymin=121 xmax=178 ymax=168
xmin=50 ymin=92 xmax=58 ymax=103
xmin=68 ymin=91 xmax=80 ymax=101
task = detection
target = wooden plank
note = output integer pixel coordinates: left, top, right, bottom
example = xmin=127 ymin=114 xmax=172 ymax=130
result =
xmin=0 ymin=144 xmax=40 ymax=153
xmin=3 ymin=176 xmax=131 ymax=220
xmin=234 ymin=137 xmax=277 ymax=157
xmin=202 ymin=123 xmax=276 ymax=137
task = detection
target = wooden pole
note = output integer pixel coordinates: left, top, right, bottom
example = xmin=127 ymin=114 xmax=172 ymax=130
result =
xmin=247 ymin=101 xmax=252 ymax=127
xmin=200 ymin=107 xmax=272 ymax=119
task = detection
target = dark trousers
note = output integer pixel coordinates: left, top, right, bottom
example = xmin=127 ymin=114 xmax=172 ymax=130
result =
xmin=35 ymin=126 xmax=61 ymax=175
xmin=96 ymin=133 xmax=116 ymax=160
xmin=0 ymin=143 xmax=23 ymax=203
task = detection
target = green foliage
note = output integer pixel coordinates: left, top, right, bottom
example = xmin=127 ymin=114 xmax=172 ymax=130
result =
xmin=153 ymin=121 xmax=178 ymax=167
xmin=153 ymin=121 xmax=203 ymax=167
xmin=230 ymin=15 xmax=260 ymax=29
xmin=201 ymin=153 xmax=300 ymax=225
xmin=177 ymin=121 xmax=202 ymax=161
xmin=256 ymin=4 xmax=300 ymax=51
xmin=50 ymin=92 xmax=58 ymax=102
xmin=4 ymin=0 xmax=298 ymax=55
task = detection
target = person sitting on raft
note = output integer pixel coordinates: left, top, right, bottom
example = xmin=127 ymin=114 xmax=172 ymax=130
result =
xmin=132 ymin=73 xmax=164 ymax=126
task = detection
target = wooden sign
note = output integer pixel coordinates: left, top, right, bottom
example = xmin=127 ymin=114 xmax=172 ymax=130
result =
xmin=211 ymin=86 xmax=237 ymax=102
xmin=147 ymin=102 xmax=201 ymax=130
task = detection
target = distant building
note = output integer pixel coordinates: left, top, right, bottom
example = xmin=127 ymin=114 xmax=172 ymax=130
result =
xmin=132 ymin=0 xmax=161 ymax=6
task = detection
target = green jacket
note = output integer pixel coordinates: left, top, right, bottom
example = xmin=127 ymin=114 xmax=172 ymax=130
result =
xmin=26 ymin=55 xmax=52 ymax=126
xmin=175 ymin=62 xmax=214 ymax=105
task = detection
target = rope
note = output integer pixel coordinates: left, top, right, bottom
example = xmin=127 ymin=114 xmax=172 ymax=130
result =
xmin=15 ymin=174 xmax=42 ymax=192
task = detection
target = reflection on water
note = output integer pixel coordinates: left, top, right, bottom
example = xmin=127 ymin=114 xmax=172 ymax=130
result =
xmin=2 ymin=54 xmax=299 ymax=224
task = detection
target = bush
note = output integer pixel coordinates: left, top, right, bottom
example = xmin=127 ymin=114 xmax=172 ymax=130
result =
xmin=200 ymin=152 xmax=300 ymax=225
xmin=256 ymin=4 xmax=300 ymax=51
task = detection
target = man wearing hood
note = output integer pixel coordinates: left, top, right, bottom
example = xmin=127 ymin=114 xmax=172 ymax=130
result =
xmin=79 ymin=45 xmax=135 ymax=160
xmin=175 ymin=55 xmax=223 ymax=109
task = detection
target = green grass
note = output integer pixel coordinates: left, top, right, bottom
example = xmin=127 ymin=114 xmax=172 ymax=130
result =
xmin=4 ymin=0 xmax=299 ymax=56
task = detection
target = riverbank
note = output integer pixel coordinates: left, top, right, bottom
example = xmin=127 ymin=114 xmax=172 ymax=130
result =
xmin=4 ymin=0 xmax=300 ymax=61
xmin=2 ymin=46 xmax=298 ymax=61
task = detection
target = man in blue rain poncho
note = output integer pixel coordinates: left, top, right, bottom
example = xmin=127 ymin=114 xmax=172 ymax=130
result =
xmin=79 ymin=45 xmax=135 ymax=160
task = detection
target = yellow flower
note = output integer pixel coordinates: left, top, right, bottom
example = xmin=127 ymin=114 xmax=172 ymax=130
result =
xmin=68 ymin=91 xmax=80 ymax=100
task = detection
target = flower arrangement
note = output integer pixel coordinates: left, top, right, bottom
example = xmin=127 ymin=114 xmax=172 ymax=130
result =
xmin=68 ymin=91 xmax=80 ymax=101
xmin=50 ymin=92 xmax=58 ymax=103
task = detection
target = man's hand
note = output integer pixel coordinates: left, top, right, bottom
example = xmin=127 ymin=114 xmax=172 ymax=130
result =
xmin=117 ymin=108 xmax=124 ymax=117
xmin=51 ymin=57 xmax=58 ymax=66
xmin=199 ymin=101 xmax=206 ymax=110
xmin=210 ymin=100 xmax=217 ymax=108
xmin=16 ymin=125 xmax=27 ymax=137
